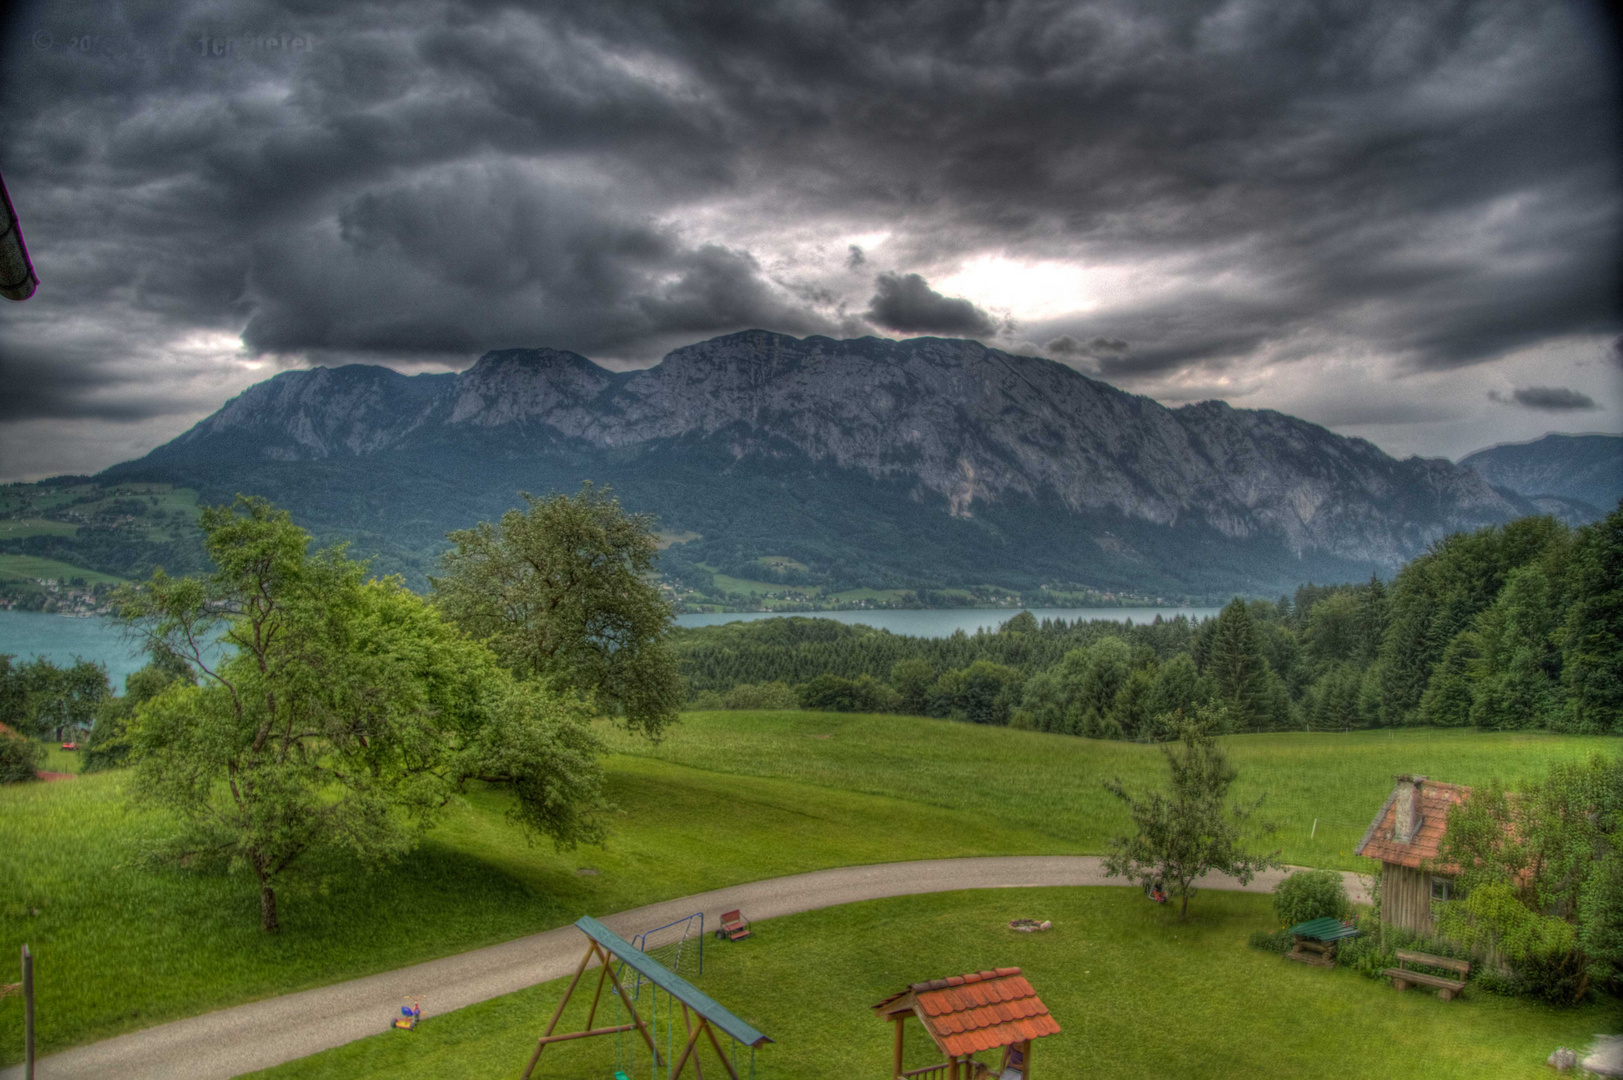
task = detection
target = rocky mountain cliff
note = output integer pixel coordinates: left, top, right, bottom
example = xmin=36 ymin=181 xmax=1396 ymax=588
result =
xmin=109 ymin=331 xmax=1535 ymax=597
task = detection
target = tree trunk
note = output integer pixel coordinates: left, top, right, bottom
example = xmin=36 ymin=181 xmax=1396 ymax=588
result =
xmin=260 ymin=882 xmax=280 ymax=933
xmin=252 ymin=855 xmax=280 ymax=933
xmin=1179 ymin=888 xmax=1190 ymax=921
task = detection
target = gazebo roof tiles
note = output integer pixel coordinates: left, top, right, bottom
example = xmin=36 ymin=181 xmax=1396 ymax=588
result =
xmin=873 ymin=968 xmax=1060 ymax=1058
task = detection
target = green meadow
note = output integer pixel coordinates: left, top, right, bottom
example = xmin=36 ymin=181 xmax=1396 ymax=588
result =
xmin=2 ymin=714 xmax=1618 ymax=1068
xmin=244 ymin=889 xmax=1615 ymax=1080
xmin=606 ymin=712 xmax=1620 ymax=870
xmin=0 ymin=556 xmax=125 ymax=586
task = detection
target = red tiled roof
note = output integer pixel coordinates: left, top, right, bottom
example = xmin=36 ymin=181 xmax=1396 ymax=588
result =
xmin=874 ymin=968 xmax=1060 ymax=1057
xmin=1355 ymin=779 xmax=1471 ymax=870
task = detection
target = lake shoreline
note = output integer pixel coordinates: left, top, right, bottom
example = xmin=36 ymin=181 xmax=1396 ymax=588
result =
xmin=0 ymin=605 xmax=1222 ymax=688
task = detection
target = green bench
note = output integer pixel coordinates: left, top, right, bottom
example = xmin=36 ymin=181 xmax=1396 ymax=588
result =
xmin=1382 ymin=949 xmax=1469 ymax=1000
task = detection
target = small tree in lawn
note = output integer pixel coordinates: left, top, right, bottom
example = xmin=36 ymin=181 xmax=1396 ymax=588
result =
xmin=1102 ymin=712 xmax=1280 ymax=920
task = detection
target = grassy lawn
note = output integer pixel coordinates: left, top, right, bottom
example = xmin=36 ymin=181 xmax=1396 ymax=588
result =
xmin=0 ymin=555 xmax=126 ymax=585
xmin=0 ymin=755 xmax=1055 ymax=1063
xmin=39 ymin=744 xmax=82 ymax=774
xmin=3 ymin=713 xmax=1617 ymax=1065
xmin=706 ymin=571 xmax=814 ymax=600
xmin=243 ymin=888 xmax=1616 ymax=1080
xmin=606 ymin=712 xmax=1621 ymax=869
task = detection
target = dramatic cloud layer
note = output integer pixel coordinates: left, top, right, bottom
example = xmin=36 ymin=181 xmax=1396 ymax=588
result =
xmin=0 ymin=0 xmax=1619 ymax=477
xmin=1492 ymin=386 xmax=1602 ymax=410
xmin=864 ymin=272 xmax=998 ymax=337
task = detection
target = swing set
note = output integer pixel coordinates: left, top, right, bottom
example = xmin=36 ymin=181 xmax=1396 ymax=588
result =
xmin=520 ymin=916 xmax=772 ymax=1080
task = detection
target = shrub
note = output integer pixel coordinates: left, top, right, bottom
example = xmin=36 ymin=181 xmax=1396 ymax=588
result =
xmin=1335 ymin=916 xmax=1474 ymax=983
xmin=797 ymin=673 xmax=898 ymax=713
xmin=722 ymin=681 xmax=799 ymax=710
xmin=0 ymin=731 xmax=44 ymax=784
xmin=1436 ymin=881 xmax=1590 ymax=1004
xmin=1273 ymin=868 xmax=1352 ymax=926
xmin=685 ymin=690 xmax=725 ymax=710
xmin=1248 ymin=927 xmax=1294 ymax=955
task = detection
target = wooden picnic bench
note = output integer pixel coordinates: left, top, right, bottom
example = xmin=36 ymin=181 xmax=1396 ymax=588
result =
xmin=1285 ymin=916 xmax=1361 ymax=968
xmin=1383 ymin=949 xmax=1469 ymax=1000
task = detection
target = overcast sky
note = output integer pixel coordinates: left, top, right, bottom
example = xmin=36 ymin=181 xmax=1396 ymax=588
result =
xmin=1 ymin=0 xmax=1619 ymax=481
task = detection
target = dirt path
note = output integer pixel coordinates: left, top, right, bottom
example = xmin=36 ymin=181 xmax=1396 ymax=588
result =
xmin=1 ymin=857 xmax=1367 ymax=1080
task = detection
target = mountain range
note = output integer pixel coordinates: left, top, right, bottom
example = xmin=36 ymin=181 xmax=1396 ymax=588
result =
xmin=1459 ymin=434 xmax=1622 ymax=519
xmin=84 ymin=330 xmax=1567 ymax=603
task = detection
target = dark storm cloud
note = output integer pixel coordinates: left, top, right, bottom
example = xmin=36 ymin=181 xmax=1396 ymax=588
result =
xmin=237 ymin=165 xmax=838 ymax=358
xmin=1046 ymin=335 xmax=1129 ymax=360
xmin=864 ymin=272 xmax=997 ymax=337
xmin=0 ymin=345 xmax=217 ymax=422
xmin=1490 ymin=386 xmax=1602 ymax=410
xmin=0 ymin=0 xmax=1618 ymax=444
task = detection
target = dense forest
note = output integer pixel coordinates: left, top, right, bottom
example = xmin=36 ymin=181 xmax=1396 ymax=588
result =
xmin=672 ymin=505 xmax=1623 ymax=737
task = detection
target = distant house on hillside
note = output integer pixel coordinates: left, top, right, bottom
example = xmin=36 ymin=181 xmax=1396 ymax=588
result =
xmin=1354 ymin=775 xmax=1472 ymax=935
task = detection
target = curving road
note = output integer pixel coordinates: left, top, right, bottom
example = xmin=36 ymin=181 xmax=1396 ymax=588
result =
xmin=3 ymin=857 xmax=1368 ymax=1080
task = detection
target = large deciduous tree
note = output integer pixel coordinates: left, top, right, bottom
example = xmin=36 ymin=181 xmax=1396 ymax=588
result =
xmin=1435 ymin=754 xmax=1623 ymax=1002
xmin=119 ymin=497 xmax=607 ymax=932
xmin=432 ymin=484 xmax=681 ymax=739
xmin=1101 ymin=718 xmax=1280 ymax=920
xmin=7 ymin=656 xmax=110 ymax=740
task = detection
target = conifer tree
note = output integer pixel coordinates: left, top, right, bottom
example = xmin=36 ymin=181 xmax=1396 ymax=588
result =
xmin=1562 ymin=504 xmax=1623 ymax=734
xmin=1208 ymin=599 xmax=1271 ymax=730
xmin=1418 ymin=630 xmax=1478 ymax=727
xmin=1355 ymin=573 xmax=1388 ymax=664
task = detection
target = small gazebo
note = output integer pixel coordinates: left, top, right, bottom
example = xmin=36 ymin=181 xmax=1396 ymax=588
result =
xmin=871 ymin=967 xmax=1060 ymax=1080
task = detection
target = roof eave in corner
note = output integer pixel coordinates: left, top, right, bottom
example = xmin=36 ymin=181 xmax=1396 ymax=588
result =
xmin=1354 ymin=787 xmax=1400 ymax=858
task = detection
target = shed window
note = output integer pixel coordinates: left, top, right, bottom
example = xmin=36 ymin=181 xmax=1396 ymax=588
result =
xmin=1430 ymin=877 xmax=1451 ymax=902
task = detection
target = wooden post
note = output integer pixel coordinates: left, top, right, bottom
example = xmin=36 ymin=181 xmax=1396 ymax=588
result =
xmin=22 ymin=944 xmax=34 ymax=1080
xmin=601 ymin=946 xmax=661 ymax=1065
xmin=893 ymin=1015 xmax=904 ymax=1079
xmin=667 ymin=1014 xmax=707 ymax=1078
xmin=521 ymin=941 xmax=596 ymax=1080
xmin=1023 ymin=1038 xmax=1032 ymax=1078
xmin=581 ymin=955 xmax=612 ymax=1034
xmin=700 ymin=1018 xmax=741 ymax=1080
xmin=679 ymin=1003 xmax=706 ymax=1080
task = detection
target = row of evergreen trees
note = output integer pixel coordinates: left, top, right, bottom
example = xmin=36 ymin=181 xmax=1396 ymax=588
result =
xmin=672 ymin=505 xmax=1623 ymax=736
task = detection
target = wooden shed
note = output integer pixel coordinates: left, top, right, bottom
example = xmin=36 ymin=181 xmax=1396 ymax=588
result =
xmin=872 ymin=967 xmax=1059 ymax=1080
xmin=1354 ymin=775 xmax=1470 ymax=935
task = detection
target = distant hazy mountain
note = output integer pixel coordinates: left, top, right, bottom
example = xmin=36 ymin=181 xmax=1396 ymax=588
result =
xmin=1459 ymin=434 xmax=1622 ymax=521
xmin=101 ymin=331 xmax=1534 ymax=597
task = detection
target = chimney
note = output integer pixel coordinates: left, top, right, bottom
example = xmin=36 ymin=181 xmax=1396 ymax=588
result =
xmin=1393 ymin=775 xmax=1425 ymax=844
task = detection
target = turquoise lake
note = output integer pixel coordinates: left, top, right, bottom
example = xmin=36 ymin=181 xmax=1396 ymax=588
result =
xmin=0 ymin=605 xmax=1218 ymax=691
